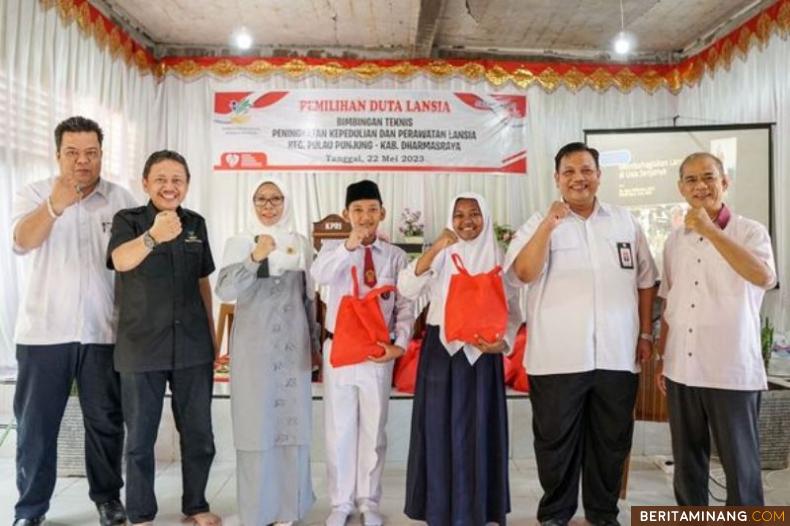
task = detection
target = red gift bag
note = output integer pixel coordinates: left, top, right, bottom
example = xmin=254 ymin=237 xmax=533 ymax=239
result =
xmin=506 ymin=324 xmax=530 ymax=393
xmin=393 ymin=335 xmax=423 ymax=394
xmin=444 ymin=253 xmax=508 ymax=345
xmin=330 ymin=266 xmax=396 ymax=368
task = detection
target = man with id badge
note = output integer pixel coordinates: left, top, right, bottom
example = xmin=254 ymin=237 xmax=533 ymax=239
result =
xmin=504 ymin=142 xmax=658 ymax=526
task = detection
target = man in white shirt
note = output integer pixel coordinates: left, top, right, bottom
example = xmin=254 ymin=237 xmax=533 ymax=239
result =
xmin=505 ymin=142 xmax=658 ymax=526
xmin=11 ymin=117 xmax=137 ymax=526
xmin=656 ymin=152 xmax=776 ymax=505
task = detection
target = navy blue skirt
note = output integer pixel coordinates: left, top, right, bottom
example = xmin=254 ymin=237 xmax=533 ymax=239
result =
xmin=404 ymin=325 xmax=510 ymax=526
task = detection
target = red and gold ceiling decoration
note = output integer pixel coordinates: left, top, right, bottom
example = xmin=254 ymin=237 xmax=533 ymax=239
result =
xmin=42 ymin=0 xmax=157 ymax=74
xmin=42 ymin=0 xmax=790 ymax=94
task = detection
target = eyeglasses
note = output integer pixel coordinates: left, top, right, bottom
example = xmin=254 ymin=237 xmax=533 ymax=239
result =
xmin=253 ymin=196 xmax=284 ymax=208
xmin=681 ymin=174 xmax=721 ymax=186
xmin=61 ymin=149 xmax=100 ymax=162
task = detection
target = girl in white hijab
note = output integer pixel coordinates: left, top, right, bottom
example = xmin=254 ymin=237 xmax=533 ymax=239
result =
xmin=215 ymin=177 xmax=318 ymax=526
xmin=398 ymin=192 xmax=522 ymax=526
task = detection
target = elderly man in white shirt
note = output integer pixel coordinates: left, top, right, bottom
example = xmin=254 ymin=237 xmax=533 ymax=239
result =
xmin=11 ymin=117 xmax=137 ymax=526
xmin=655 ymin=152 xmax=776 ymax=505
xmin=505 ymin=142 xmax=658 ymax=526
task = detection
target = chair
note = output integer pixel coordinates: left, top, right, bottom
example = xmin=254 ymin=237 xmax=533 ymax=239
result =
xmin=216 ymin=302 xmax=236 ymax=355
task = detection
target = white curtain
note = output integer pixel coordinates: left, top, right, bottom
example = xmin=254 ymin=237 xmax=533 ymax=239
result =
xmin=1 ymin=0 xmax=787 ymax=371
xmin=677 ymin=34 xmax=789 ymax=333
xmin=0 ymin=0 xmax=160 ymax=372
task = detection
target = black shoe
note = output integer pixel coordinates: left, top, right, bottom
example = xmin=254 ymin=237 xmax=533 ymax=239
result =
xmin=96 ymin=499 xmax=127 ymax=526
xmin=13 ymin=518 xmax=45 ymax=526
xmin=588 ymin=519 xmax=621 ymax=526
xmin=540 ymin=520 xmax=568 ymax=526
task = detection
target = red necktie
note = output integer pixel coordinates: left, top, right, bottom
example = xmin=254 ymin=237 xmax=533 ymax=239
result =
xmin=363 ymin=246 xmax=377 ymax=287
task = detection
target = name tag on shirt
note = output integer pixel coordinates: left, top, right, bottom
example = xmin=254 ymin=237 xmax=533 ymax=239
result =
xmin=617 ymin=242 xmax=634 ymax=269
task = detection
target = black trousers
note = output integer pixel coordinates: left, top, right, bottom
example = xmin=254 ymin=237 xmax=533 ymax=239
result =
xmin=665 ymin=378 xmax=763 ymax=505
xmin=14 ymin=343 xmax=124 ymax=520
xmin=529 ymin=370 xmax=638 ymax=523
xmin=120 ymin=363 xmax=216 ymax=523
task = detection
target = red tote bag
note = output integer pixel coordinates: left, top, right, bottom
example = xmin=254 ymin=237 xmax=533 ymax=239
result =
xmin=444 ymin=253 xmax=508 ymax=345
xmin=393 ymin=335 xmax=423 ymax=394
xmin=330 ymin=266 xmax=396 ymax=368
xmin=506 ymin=324 xmax=530 ymax=393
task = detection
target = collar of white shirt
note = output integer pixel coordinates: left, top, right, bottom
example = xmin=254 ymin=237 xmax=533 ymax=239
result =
xmin=79 ymin=177 xmax=110 ymax=203
xmin=360 ymin=237 xmax=384 ymax=252
xmin=566 ymin=198 xmax=612 ymax=220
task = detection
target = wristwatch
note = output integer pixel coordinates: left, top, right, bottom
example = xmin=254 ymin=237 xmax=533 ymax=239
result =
xmin=639 ymin=332 xmax=654 ymax=343
xmin=142 ymin=230 xmax=159 ymax=250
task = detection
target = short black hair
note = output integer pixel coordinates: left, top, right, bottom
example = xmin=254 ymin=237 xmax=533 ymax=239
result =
xmin=678 ymin=152 xmax=725 ymax=180
xmin=554 ymin=142 xmax=600 ymax=172
xmin=142 ymin=150 xmax=191 ymax=182
xmin=54 ymin=116 xmax=104 ymax=152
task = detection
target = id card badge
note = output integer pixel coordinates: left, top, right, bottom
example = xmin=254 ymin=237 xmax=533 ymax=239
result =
xmin=617 ymin=242 xmax=634 ymax=269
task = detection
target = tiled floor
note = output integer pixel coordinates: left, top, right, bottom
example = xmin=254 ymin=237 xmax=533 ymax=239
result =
xmin=1 ymin=457 xmax=789 ymax=526
xmin=2 ymin=381 xmax=789 ymax=525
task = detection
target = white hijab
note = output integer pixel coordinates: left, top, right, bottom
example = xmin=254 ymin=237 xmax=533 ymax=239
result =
xmin=434 ymin=192 xmax=503 ymax=359
xmin=221 ymin=177 xmax=314 ymax=298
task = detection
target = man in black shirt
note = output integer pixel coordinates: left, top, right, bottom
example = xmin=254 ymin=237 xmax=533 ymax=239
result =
xmin=107 ymin=150 xmax=220 ymax=526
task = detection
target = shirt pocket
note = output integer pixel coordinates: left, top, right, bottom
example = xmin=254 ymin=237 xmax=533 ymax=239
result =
xmin=185 ymin=241 xmax=205 ymax=276
xmin=548 ymin=229 xmax=582 ymax=272
xmin=604 ymin=234 xmax=637 ymax=274
xmin=99 ymin=215 xmax=114 ymax=241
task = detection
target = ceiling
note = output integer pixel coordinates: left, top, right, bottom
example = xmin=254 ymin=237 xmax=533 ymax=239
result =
xmin=91 ymin=0 xmax=776 ymax=63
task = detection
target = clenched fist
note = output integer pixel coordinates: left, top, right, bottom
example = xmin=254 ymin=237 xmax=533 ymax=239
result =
xmin=345 ymin=225 xmax=375 ymax=251
xmin=541 ymin=201 xmax=571 ymax=231
xmin=433 ymin=228 xmax=459 ymax=251
xmin=49 ymin=174 xmax=83 ymax=215
xmin=684 ymin=206 xmax=716 ymax=238
xmin=251 ymin=234 xmax=276 ymax=262
xmin=150 ymin=211 xmax=182 ymax=244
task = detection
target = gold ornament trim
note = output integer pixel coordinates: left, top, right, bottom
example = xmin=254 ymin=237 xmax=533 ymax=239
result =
xmin=40 ymin=0 xmax=789 ymax=93
xmin=42 ymin=0 xmax=155 ymax=75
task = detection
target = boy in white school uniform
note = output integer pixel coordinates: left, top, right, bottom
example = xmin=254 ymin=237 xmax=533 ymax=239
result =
xmin=655 ymin=152 xmax=776 ymax=505
xmin=311 ymin=180 xmax=414 ymax=526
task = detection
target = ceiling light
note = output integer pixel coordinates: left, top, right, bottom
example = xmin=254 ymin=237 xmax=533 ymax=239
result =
xmin=612 ymin=0 xmax=635 ymax=56
xmin=232 ymin=28 xmax=253 ymax=50
xmin=614 ymin=31 xmax=632 ymax=55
